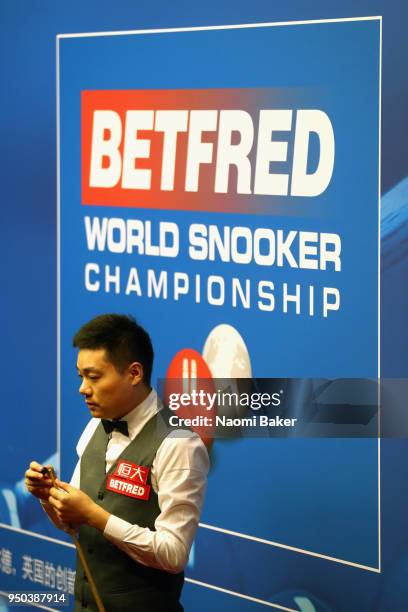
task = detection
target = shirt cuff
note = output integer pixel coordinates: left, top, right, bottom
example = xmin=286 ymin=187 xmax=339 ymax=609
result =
xmin=103 ymin=514 xmax=132 ymax=540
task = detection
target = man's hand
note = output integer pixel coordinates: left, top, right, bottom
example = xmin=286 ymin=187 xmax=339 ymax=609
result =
xmin=48 ymin=480 xmax=110 ymax=531
xmin=25 ymin=461 xmax=53 ymax=501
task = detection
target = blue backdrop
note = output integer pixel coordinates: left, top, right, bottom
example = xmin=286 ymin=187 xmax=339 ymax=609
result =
xmin=0 ymin=3 xmax=407 ymax=612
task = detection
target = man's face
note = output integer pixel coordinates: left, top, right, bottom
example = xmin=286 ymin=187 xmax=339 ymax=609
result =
xmin=77 ymin=348 xmax=137 ymax=420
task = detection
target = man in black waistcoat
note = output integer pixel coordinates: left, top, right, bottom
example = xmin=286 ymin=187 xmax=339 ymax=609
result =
xmin=25 ymin=314 xmax=210 ymax=611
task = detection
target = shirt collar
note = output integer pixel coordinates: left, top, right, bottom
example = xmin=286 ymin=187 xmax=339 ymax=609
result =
xmin=120 ymin=388 xmax=161 ymax=440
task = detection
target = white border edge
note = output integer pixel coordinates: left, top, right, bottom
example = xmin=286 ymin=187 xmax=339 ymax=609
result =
xmin=55 ymin=14 xmax=382 ymax=576
xmin=55 ymin=16 xmax=382 ymax=39
xmin=185 ymin=578 xmax=297 ymax=611
xmin=198 ymin=522 xmax=381 ymax=573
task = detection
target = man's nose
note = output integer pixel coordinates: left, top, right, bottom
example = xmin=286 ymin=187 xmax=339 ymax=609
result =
xmin=79 ymin=379 xmax=91 ymax=396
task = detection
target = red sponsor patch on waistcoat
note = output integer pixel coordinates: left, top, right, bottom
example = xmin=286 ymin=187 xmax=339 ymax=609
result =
xmin=106 ymin=475 xmax=151 ymax=500
xmin=112 ymin=460 xmax=150 ymax=485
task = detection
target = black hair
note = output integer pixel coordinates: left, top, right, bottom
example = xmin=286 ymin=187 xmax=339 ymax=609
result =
xmin=72 ymin=314 xmax=154 ymax=385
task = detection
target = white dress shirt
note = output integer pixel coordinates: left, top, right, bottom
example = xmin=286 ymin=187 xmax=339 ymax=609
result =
xmin=70 ymin=390 xmax=209 ymax=574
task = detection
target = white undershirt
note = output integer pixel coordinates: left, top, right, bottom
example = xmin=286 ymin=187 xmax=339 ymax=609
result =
xmin=70 ymin=390 xmax=209 ymax=574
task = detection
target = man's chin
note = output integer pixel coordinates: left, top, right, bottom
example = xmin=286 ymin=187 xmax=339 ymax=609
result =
xmin=88 ymin=405 xmax=103 ymax=417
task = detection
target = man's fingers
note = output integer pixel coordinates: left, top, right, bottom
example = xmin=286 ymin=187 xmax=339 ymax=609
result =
xmin=48 ymin=496 xmax=62 ymax=511
xmin=25 ymin=471 xmax=52 ymax=486
xmin=48 ymin=493 xmax=65 ymax=510
xmin=26 ymin=481 xmax=47 ymax=489
xmin=25 ymin=469 xmax=44 ymax=480
xmin=55 ymin=479 xmax=72 ymax=493
xmin=25 ymin=463 xmax=55 ymax=502
xmin=49 ymin=486 xmax=69 ymax=501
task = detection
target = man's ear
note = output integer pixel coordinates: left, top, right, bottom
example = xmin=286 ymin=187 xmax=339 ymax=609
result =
xmin=128 ymin=361 xmax=143 ymax=385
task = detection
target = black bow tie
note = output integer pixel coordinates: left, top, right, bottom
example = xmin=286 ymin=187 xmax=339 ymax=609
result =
xmin=101 ymin=419 xmax=129 ymax=437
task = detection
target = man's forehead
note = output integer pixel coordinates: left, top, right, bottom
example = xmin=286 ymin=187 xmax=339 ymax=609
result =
xmin=76 ymin=347 xmax=111 ymax=370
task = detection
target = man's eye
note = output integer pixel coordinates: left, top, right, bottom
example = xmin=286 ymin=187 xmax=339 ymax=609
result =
xmin=78 ymin=374 xmax=99 ymax=381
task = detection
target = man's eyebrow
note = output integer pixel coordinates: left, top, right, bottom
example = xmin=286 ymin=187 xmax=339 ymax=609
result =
xmin=76 ymin=366 xmax=102 ymax=373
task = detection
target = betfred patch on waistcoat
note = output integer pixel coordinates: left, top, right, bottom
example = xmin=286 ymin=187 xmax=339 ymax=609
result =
xmin=113 ymin=460 xmax=150 ymax=484
xmin=106 ymin=475 xmax=151 ymax=500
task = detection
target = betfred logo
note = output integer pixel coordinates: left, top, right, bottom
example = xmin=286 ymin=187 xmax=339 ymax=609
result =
xmin=81 ymin=89 xmax=335 ymax=212
xmin=106 ymin=475 xmax=151 ymax=500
